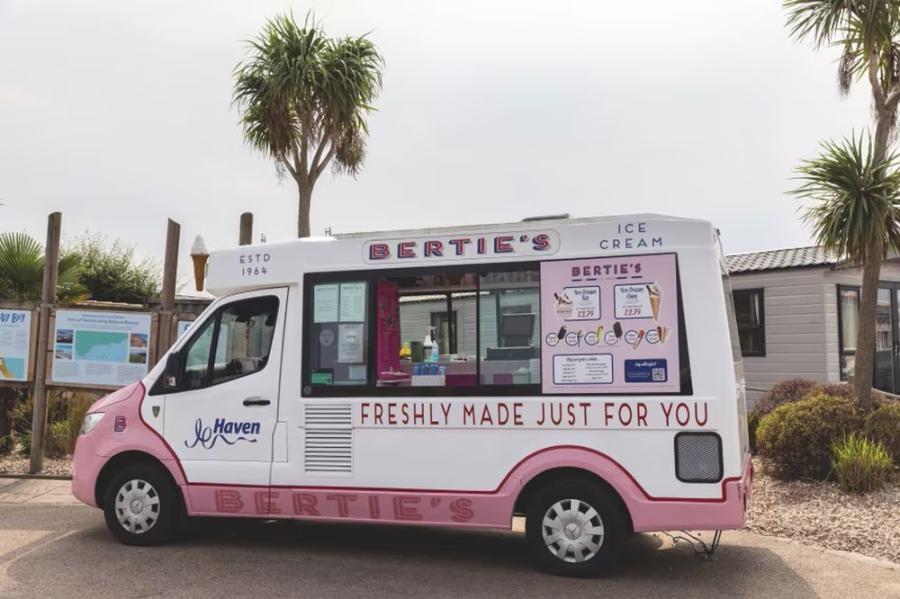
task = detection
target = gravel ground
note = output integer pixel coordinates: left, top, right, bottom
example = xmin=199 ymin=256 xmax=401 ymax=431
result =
xmin=0 ymin=454 xmax=72 ymax=476
xmin=747 ymin=457 xmax=900 ymax=564
xmin=2 ymin=454 xmax=898 ymax=564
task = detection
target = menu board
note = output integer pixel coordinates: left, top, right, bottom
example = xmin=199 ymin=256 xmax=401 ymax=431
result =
xmin=314 ymin=284 xmax=339 ymax=323
xmin=338 ymin=323 xmax=365 ymax=363
xmin=0 ymin=309 xmax=32 ymax=382
xmin=311 ymin=281 xmax=369 ymax=386
xmin=339 ymin=282 xmax=367 ymax=322
xmin=52 ymin=310 xmax=152 ymax=387
xmin=540 ymin=254 xmax=680 ymax=394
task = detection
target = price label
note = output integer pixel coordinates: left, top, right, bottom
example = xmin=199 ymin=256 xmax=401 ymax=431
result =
xmin=614 ymin=284 xmax=653 ymax=320
xmin=560 ymin=286 xmax=600 ymax=321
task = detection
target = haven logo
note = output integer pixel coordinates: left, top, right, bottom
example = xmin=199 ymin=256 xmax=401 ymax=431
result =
xmin=185 ymin=418 xmax=260 ymax=449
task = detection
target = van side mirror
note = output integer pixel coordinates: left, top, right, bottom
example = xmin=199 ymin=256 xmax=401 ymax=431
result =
xmin=164 ymin=352 xmax=182 ymax=389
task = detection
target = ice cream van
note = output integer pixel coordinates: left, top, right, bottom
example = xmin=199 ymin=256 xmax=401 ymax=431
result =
xmin=71 ymin=214 xmax=751 ymax=577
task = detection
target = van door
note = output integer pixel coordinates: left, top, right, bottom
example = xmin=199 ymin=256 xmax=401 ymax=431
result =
xmin=161 ymin=288 xmax=287 ymax=486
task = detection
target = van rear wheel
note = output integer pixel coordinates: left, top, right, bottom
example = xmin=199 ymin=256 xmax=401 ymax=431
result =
xmin=102 ymin=463 xmax=178 ymax=546
xmin=525 ymin=479 xmax=627 ymax=577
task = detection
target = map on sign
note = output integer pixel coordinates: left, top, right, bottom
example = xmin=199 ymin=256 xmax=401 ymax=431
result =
xmin=0 ymin=309 xmax=31 ymax=381
xmin=52 ymin=310 xmax=152 ymax=387
xmin=74 ymin=331 xmax=129 ymax=363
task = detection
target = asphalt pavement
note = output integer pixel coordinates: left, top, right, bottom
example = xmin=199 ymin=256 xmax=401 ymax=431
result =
xmin=1 ymin=478 xmax=898 ymax=598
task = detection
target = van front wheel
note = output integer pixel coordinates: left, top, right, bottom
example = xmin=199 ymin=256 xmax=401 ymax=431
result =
xmin=102 ymin=463 xmax=178 ymax=546
xmin=525 ymin=479 xmax=627 ymax=577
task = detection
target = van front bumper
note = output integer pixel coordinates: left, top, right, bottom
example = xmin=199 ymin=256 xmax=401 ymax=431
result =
xmin=71 ymin=433 xmax=107 ymax=508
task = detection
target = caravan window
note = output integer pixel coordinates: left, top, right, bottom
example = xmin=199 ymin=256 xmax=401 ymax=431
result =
xmin=732 ymin=289 xmax=765 ymax=357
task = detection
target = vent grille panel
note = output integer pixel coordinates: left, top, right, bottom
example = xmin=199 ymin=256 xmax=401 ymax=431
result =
xmin=304 ymin=404 xmax=352 ymax=474
xmin=675 ymin=433 xmax=722 ymax=482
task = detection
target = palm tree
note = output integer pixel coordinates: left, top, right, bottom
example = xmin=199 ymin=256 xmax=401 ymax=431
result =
xmin=0 ymin=232 xmax=84 ymax=303
xmin=785 ymin=1 xmax=900 ymax=408
xmin=232 ymin=13 xmax=384 ymax=238
xmin=785 ymin=1 xmax=900 ymax=159
xmin=792 ymin=133 xmax=900 ymax=409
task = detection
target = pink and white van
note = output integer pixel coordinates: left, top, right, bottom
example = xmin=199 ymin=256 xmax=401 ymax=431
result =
xmin=72 ymin=214 xmax=751 ymax=577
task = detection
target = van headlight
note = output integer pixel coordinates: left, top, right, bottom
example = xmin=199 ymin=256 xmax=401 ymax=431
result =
xmin=80 ymin=413 xmax=104 ymax=435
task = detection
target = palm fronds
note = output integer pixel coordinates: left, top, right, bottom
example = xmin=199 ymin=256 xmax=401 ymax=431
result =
xmin=232 ymin=12 xmax=384 ymax=179
xmin=784 ymin=1 xmax=900 ymax=100
xmin=792 ymin=131 xmax=900 ymax=265
xmin=0 ymin=232 xmax=85 ymax=303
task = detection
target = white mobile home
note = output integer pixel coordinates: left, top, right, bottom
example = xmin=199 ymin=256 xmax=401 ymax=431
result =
xmin=727 ymin=247 xmax=900 ymax=406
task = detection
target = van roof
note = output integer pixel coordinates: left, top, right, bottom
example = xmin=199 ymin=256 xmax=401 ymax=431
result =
xmin=205 ymin=213 xmax=718 ymax=296
xmin=332 ymin=213 xmax=707 ymax=241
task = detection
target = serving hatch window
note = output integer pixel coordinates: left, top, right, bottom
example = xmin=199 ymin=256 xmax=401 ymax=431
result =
xmin=478 ymin=270 xmax=541 ymax=385
xmin=383 ymin=272 xmax=479 ymax=387
xmin=302 ymin=253 xmax=690 ymax=396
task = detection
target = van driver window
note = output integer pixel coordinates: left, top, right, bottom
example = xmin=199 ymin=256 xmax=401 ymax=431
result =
xmin=180 ymin=295 xmax=278 ymax=389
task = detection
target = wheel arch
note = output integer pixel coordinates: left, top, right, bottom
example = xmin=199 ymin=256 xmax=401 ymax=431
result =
xmin=513 ymin=466 xmax=634 ymax=533
xmin=94 ymin=450 xmax=185 ymax=511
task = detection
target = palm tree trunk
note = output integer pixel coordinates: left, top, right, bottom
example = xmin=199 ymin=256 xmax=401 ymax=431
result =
xmin=297 ymin=184 xmax=312 ymax=238
xmin=854 ymin=107 xmax=894 ymax=410
xmin=874 ymin=108 xmax=893 ymax=162
xmin=854 ymin=239 xmax=882 ymax=411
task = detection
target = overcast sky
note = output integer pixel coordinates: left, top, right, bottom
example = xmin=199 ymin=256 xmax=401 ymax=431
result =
xmin=0 ymin=0 xmax=872 ymax=282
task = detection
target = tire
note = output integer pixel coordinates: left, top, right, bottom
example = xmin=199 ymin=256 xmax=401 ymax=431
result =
xmin=525 ymin=479 xmax=628 ymax=577
xmin=102 ymin=462 xmax=180 ymax=546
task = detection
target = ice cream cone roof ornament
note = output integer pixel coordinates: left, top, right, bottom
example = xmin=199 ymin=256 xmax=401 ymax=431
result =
xmin=191 ymin=235 xmax=209 ymax=292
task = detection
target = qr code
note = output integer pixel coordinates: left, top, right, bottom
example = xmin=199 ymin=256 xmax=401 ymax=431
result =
xmin=651 ymin=367 xmax=666 ymax=382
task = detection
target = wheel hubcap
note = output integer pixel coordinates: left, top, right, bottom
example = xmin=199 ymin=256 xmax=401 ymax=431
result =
xmin=541 ymin=498 xmax=604 ymax=563
xmin=114 ymin=479 xmax=160 ymax=535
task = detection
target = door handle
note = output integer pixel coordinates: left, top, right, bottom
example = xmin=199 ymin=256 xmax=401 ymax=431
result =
xmin=243 ymin=397 xmax=271 ymax=407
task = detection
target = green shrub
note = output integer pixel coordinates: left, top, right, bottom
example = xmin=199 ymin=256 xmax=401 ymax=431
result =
xmin=747 ymin=410 xmax=761 ymax=454
xmin=831 ymin=434 xmax=894 ymax=493
xmin=0 ymin=388 xmax=18 ymax=455
xmin=10 ymin=394 xmax=32 ymax=434
xmin=864 ymin=402 xmax=900 ymax=462
xmin=17 ymin=429 xmax=31 ymax=455
xmin=816 ymin=382 xmax=855 ymax=401
xmin=10 ymin=391 xmax=97 ymax=457
xmin=757 ymin=393 xmax=863 ymax=480
xmin=45 ymin=421 xmax=70 ymax=458
xmin=61 ymin=393 xmax=94 ymax=454
xmin=10 ymin=394 xmax=32 ymax=454
xmin=754 ymin=378 xmax=819 ymax=415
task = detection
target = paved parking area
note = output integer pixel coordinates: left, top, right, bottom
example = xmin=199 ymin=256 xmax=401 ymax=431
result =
xmin=0 ymin=478 xmax=80 ymax=506
xmin=1 ymin=478 xmax=898 ymax=598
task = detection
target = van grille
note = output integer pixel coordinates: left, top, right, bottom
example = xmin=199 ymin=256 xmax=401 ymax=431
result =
xmin=304 ymin=404 xmax=353 ymax=474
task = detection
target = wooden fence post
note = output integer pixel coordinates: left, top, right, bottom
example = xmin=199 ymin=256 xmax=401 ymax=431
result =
xmin=158 ymin=219 xmax=180 ymax=354
xmin=240 ymin=212 xmax=253 ymax=246
xmin=29 ymin=212 xmax=61 ymax=473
